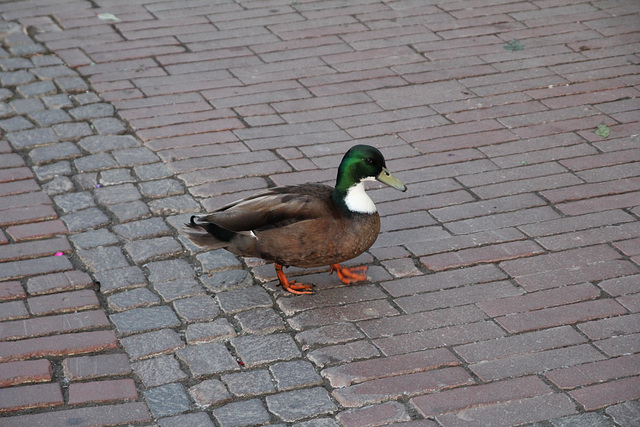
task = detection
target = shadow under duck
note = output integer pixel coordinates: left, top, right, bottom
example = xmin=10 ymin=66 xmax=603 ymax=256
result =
xmin=185 ymin=144 xmax=407 ymax=294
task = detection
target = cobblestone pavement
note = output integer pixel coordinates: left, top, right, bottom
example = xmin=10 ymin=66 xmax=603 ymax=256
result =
xmin=1 ymin=0 xmax=639 ymax=426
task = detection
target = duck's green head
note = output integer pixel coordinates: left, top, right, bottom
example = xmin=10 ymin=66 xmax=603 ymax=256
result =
xmin=333 ymin=145 xmax=407 ymax=213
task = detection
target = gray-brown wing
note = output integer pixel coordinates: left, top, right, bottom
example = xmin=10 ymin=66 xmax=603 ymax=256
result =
xmin=198 ymin=184 xmax=335 ymax=232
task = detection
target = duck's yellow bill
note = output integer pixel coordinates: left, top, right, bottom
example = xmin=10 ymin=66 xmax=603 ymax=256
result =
xmin=377 ymin=168 xmax=407 ymax=192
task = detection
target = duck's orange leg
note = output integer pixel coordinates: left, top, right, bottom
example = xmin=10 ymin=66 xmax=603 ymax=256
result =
xmin=275 ymin=263 xmax=313 ymax=295
xmin=330 ymin=264 xmax=368 ymax=284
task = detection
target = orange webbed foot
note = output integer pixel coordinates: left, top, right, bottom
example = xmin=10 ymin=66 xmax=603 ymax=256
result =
xmin=330 ymin=264 xmax=368 ymax=284
xmin=275 ymin=263 xmax=313 ymax=295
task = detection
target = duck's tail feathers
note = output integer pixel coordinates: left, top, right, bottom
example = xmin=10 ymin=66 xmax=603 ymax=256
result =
xmin=184 ymin=215 xmax=235 ymax=249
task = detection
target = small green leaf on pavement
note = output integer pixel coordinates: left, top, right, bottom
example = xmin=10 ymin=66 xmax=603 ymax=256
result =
xmin=595 ymin=124 xmax=610 ymax=138
xmin=504 ymin=39 xmax=524 ymax=51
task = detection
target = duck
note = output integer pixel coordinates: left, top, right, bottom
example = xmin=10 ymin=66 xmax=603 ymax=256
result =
xmin=185 ymin=144 xmax=407 ymax=294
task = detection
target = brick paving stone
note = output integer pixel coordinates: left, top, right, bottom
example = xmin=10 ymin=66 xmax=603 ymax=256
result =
xmin=26 ymin=270 xmax=92 ymax=296
xmin=63 ymin=353 xmax=132 ymax=381
xmin=0 ymin=382 xmax=63 ymax=413
xmin=68 ymin=378 xmax=138 ymax=404
xmin=0 ymin=358 xmax=51 ymax=387
xmin=322 ymin=348 xmax=461 ymax=388
xmin=1 ymin=402 xmax=152 ymax=426
xmin=337 ymin=401 xmax=411 ymax=427
xmin=0 ymin=310 xmax=108 ymax=341
xmin=333 ymin=367 xmax=474 ymax=408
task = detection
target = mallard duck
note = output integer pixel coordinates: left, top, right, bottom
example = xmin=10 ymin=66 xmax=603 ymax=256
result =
xmin=185 ymin=145 xmax=407 ymax=294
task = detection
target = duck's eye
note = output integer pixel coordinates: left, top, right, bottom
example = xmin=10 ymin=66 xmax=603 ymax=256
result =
xmin=365 ymin=158 xmax=374 ymax=165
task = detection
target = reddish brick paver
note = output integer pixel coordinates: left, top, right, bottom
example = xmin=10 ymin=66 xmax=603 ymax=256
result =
xmin=0 ymin=0 xmax=638 ymax=426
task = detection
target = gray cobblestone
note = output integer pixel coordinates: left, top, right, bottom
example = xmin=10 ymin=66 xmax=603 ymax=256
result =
xmin=91 ymin=117 xmax=126 ymax=134
xmin=16 ymin=80 xmax=57 ymax=97
xmin=28 ymin=108 xmax=71 ymax=126
xmin=78 ymin=134 xmax=138 ymax=153
xmin=42 ymin=175 xmax=74 ymax=195
xmin=159 ymin=412 xmax=215 ymax=427
xmin=74 ymin=153 xmax=118 ymax=173
xmin=73 ymin=172 xmax=99 ymax=190
xmin=94 ymin=265 xmax=146 ymax=294
xmin=107 ymin=287 xmax=160 ymax=312
xmin=235 ymin=308 xmax=285 ymax=335
xmin=110 ymin=306 xmax=181 ymax=335
xmin=77 ymin=245 xmax=130 ymax=272
xmin=62 ymin=207 xmax=110 ymax=232
xmin=69 ymin=102 xmax=114 ymax=120
xmin=32 ymin=56 xmax=62 ymax=67
xmin=0 ymin=102 xmax=13 ymax=118
xmin=70 ymin=229 xmax=119 ymax=250
xmin=217 ymin=286 xmax=272 ymax=315
xmin=188 ymin=379 xmax=232 ymax=408
xmin=551 ymin=412 xmax=616 ymax=427
xmin=7 ymin=127 xmax=57 ymax=149
xmin=132 ymin=355 xmax=188 ymax=388
xmin=54 ymin=191 xmax=95 ymax=213
xmin=29 ymin=141 xmax=81 ymax=165
xmin=606 ymin=401 xmax=640 ymax=426
xmin=212 ymin=399 xmax=271 ymax=427
xmin=42 ymin=93 xmax=73 ymax=109
xmin=148 ymin=194 xmax=201 ymax=215
xmin=294 ymin=418 xmax=340 ymax=427
xmin=134 ymin=162 xmax=173 ymax=181
xmin=10 ymin=98 xmax=43 ymax=114
xmin=125 ymin=236 xmax=183 ymax=264
xmin=107 ymin=200 xmax=151 ymax=223
xmin=147 ymin=259 xmax=195 ymax=283
xmin=10 ymin=43 xmax=47 ymax=56
xmin=0 ymin=57 xmax=32 ymax=70
xmin=120 ymin=328 xmax=184 ymax=361
xmin=173 ymin=296 xmax=220 ymax=323
xmin=54 ymin=76 xmax=88 ymax=93
xmin=99 ymin=168 xmax=136 ymax=185
xmin=196 ymin=249 xmax=242 ymax=273
xmin=112 ymin=146 xmax=160 ymax=166
xmin=199 ymin=269 xmax=254 ymax=293
xmin=33 ymin=160 xmax=72 ymax=181
xmin=52 ymin=121 xmax=93 ymax=140
xmin=0 ymin=69 xmax=35 ymax=86
xmin=0 ymin=116 xmax=34 ymax=132
xmin=221 ymin=369 xmax=274 ymax=397
xmin=72 ymin=92 xmax=101 ymax=105
xmin=0 ymin=88 xmax=11 ymax=101
xmin=145 ymin=383 xmax=190 ymax=419
xmin=269 ymin=360 xmax=323 ymax=391
xmin=232 ymin=334 xmax=301 ymax=368
xmin=32 ymin=65 xmax=77 ymax=80
xmin=139 ymin=178 xmax=183 ymax=199
xmin=186 ymin=318 xmax=236 ymax=344
xmin=177 ymin=342 xmax=239 ymax=378
xmin=113 ymin=217 xmax=171 ymax=240
xmin=153 ymin=278 xmax=206 ymax=303
xmin=266 ymin=387 xmax=337 ymax=423
xmin=95 ymin=183 xmax=141 ymax=205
